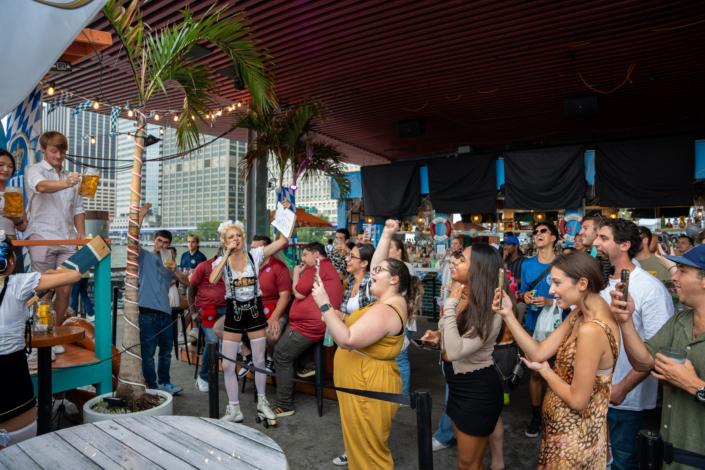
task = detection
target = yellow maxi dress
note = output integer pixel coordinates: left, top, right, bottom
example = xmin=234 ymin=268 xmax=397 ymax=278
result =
xmin=334 ymin=302 xmax=406 ymax=470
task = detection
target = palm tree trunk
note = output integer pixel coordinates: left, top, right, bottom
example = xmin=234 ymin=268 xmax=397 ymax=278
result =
xmin=115 ymin=111 xmax=147 ymax=401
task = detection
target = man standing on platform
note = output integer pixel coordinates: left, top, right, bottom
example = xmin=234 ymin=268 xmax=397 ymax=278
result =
xmin=25 ymin=131 xmax=85 ymax=354
xmin=134 ymin=204 xmax=191 ymax=395
xmin=270 ymin=242 xmax=342 ymax=417
xmin=636 ymin=226 xmax=671 ymax=281
xmin=594 ymin=219 xmax=673 ymax=470
xmin=519 ymin=221 xmax=561 ymax=439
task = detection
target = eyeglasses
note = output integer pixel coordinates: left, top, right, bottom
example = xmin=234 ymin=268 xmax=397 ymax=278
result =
xmin=344 ymin=253 xmax=361 ymax=260
xmin=532 ymin=228 xmax=549 ymax=236
xmin=371 ymin=266 xmax=390 ymax=274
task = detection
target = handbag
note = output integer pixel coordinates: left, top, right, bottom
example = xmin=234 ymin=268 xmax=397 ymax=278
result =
xmin=492 ymin=347 xmax=525 ymax=391
xmin=168 ymin=284 xmax=181 ymax=308
xmin=532 ymin=301 xmax=561 ymax=342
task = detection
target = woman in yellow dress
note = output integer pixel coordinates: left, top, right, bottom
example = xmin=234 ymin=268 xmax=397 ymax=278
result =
xmin=312 ymin=220 xmax=422 ymax=470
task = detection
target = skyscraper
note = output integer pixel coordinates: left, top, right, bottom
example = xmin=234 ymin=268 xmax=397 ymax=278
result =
xmin=42 ymin=106 xmax=117 ymax=216
xmin=160 ymin=127 xmax=247 ymax=227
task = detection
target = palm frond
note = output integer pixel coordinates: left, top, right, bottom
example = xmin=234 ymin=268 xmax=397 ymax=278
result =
xmin=102 ymin=0 xmax=143 ymax=98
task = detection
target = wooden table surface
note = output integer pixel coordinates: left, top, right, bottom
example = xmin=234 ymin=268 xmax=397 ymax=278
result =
xmin=27 ymin=326 xmax=85 ymax=348
xmin=0 ymin=416 xmax=288 ymax=469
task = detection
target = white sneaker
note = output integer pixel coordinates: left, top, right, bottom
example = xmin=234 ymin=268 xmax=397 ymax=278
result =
xmin=220 ymin=404 xmax=243 ymax=423
xmin=188 ymin=328 xmax=199 ymax=342
xmin=195 ymin=377 xmax=209 ymax=392
xmin=51 ymin=348 xmax=56 ymax=362
xmin=432 ymin=437 xmax=451 ymax=452
xmin=333 ymin=452 xmax=348 ymax=466
xmin=53 ymin=345 xmax=65 ymax=354
xmin=257 ymin=395 xmax=276 ymax=421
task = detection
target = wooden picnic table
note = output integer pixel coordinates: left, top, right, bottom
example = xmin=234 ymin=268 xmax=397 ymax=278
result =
xmin=0 ymin=416 xmax=287 ymax=469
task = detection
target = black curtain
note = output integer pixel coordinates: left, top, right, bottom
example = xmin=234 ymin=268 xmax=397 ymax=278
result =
xmin=427 ymin=154 xmax=496 ymax=214
xmin=361 ymin=162 xmax=420 ymax=217
xmin=504 ymin=145 xmax=585 ymax=209
xmin=595 ymin=136 xmax=694 ymax=208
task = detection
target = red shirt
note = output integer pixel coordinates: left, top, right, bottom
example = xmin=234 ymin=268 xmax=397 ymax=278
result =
xmin=291 ymin=258 xmax=343 ymax=342
xmin=189 ymin=258 xmax=227 ymax=311
xmin=259 ymin=256 xmax=292 ymax=305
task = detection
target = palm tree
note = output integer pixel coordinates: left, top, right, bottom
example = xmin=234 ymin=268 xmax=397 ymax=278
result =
xmin=101 ymin=0 xmax=275 ymax=405
xmin=232 ymin=100 xmax=351 ymax=199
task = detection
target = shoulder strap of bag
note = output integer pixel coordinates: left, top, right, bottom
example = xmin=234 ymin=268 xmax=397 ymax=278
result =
xmin=527 ymin=259 xmax=555 ymax=292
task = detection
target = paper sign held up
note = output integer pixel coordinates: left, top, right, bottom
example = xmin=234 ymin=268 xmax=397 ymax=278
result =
xmin=272 ymin=202 xmax=296 ymax=239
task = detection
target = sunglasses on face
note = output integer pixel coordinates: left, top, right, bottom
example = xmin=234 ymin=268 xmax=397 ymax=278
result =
xmin=533 ymin=228 xmax=549 ymax=236
xmin=371 ymin=266 xmax=390 ymax=274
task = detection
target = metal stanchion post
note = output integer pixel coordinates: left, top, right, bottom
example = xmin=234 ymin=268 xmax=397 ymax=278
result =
xmin=112 ymin=286 xmax=118 ymax=347
xmin=415 ymin=389 xmax=433 ymax=470
xmin=208 ymin=342 xmax=219 ymax=419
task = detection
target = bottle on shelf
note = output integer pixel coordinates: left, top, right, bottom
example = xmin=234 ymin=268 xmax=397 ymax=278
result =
xmin=666 ymin=219 xmax=673 ymax=228
xmin=661 ymin=215 xmax=666 ymax=229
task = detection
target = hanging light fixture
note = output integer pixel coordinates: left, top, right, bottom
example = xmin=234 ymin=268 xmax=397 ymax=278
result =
xmin=534 ymin=212 xmax=546 ymax=222
xmin=367 ymin=217 xmax=374 ymax=224
xmin=47 ymin=82 xmax=55 ymax=95
xmin=471 ymin=214 xmax=483 ymax=223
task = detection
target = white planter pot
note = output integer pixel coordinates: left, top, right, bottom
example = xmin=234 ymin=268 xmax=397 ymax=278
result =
xmin=82 ymin=389 xmax=173 ymax=424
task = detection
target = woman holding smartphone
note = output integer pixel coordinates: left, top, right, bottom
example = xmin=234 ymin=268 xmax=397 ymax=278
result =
xmin=492 ymin=250 xmax=620 ymax=468
xmin=422 ymin=243 xmax=511 ymax=470
xmin=312 ymin=220 xmax=422 ymax=470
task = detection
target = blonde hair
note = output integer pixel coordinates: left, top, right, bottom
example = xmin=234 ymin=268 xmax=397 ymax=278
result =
xmin=39 ymin=131 xmax=68 ymax=152
xmin=220 ymin=223 xmax=245 ymax=246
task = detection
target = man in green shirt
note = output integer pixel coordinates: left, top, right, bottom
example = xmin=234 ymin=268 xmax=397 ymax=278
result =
xmin=636 ymin=226 xmax=671 ymax=281
xmin=611 ymin=244 xmax=705 ymax=470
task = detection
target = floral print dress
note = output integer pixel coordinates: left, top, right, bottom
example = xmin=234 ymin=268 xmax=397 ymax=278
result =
xmin=538 ymin=313 xmax=619 ymax=469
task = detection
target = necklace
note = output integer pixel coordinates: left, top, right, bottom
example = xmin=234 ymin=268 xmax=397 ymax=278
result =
xmin=228 ymin=253 xmax=247 ymax=279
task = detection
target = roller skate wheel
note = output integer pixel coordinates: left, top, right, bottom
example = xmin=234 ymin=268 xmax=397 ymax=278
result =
xmin=263 ymin=420 xmax=269 ymax=428
xmin=255 ymin=417 xmax=261 ymax=424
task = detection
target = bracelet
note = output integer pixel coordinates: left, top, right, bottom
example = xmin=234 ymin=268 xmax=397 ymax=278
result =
xmin=668 ymin=265 xmax=677 ymax=271
xmin=13 ymin=220 xmax=22 ymax=226
xmin=342 ymin=314 xmax=348 ymax=324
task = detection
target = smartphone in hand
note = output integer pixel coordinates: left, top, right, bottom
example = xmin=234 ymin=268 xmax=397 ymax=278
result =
xmin=498 ymin=268 xmax=505 ymax=309
xmin=620 ymin=269 xmax=630 ymax=309
xmin=315 ymin=259 xmax=320 ymax=285
xmin=411 ymin=338 xmax=441 ymax=351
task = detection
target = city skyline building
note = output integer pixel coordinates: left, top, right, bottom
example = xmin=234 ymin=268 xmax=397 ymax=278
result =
xmin=42 ymin=106 xmax=118 ymax=216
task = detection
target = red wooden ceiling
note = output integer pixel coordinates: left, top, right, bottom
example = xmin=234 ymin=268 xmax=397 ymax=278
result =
xmin=52 ymin=0 xmax=705 ymax=165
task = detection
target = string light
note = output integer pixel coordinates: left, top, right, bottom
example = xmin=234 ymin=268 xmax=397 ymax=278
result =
xmin=154 ymin=113 xmax=160 ymax=121
xmin=90 ymin=136 xmax=96 ymax=144
xmin=93 ymin=101 xmax=100 ymax=110
xmin=216 ymin=110 xmax=222 ymax=116
xmin=173 ymin=114 xmax=179 ymax=122
xmin=237 ymin=102 xmax=242 ymax=107
xmin=159 ymin=127 xmax=164 ymax=135
xmin=126 ymin=133 xmax=132 ymax=140
xmin=47 ymin=82 xmax=55 ymax=96
xmin=191 ymin=115 xmax=195 ymax=120
xmin=128 ymin=109 xmax=134 ymax=117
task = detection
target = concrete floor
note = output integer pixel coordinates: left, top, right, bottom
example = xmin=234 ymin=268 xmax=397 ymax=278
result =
xmin=53 ymin=315 xmax=550 ymax=469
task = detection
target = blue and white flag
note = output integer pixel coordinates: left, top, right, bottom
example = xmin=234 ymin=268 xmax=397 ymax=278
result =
xmin=109 ymin=106 xmax=121 ymax=137
xmin=72 ymin=99 xmax=94 ymax=116
xmin=46 ymin=89 xmax=73 ymax=115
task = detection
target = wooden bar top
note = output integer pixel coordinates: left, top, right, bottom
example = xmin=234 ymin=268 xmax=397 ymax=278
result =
xmin=27 ymin=326 xmax=85 ymax=348
xmin=14 ymin=239 xmax=112 ymax=247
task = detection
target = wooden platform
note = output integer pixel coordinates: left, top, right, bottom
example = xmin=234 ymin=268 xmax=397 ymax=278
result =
xmin=179 ymin=343 xmax=339 ymax=401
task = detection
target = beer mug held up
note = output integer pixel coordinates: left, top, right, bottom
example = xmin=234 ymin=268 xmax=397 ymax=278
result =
xmin=3 ymin=187 xmax=23 ymax=218
xmin=78 ymin=168 xmax=100 ymax=198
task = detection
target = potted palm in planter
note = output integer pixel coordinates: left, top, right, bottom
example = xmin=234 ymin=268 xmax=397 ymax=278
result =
xmin=84 ymin=0 xmax=275 ymax=421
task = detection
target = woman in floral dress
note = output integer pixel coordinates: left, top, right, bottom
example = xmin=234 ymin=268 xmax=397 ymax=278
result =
xmin=493 ymin=250 xmax=620 ymax=468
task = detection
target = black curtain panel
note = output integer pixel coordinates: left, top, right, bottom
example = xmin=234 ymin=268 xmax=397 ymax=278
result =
xmin=361 ymin=162 xmax=420 ymax=217
xmin=595 ymin=136 xmax=694 ymax=208
xmin=427 ymin=154 xmax=497 ymax=214
xmin=504 ymin=145 xmax=585 ymax=210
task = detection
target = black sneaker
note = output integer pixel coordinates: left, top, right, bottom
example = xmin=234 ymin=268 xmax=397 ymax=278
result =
xmin=238 ymin=355 xmax=253 ymax=379
xmin=265 ymin=356 xmax=274 ymax=373
xmin=525 ymin=417 xmax=542 ymax=438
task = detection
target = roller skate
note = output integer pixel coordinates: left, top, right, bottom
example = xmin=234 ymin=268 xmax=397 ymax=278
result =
xmin=255 ymin=395 xmax=277 ymax=428
xmin=221 ymin=404 xmax=243 ymax=423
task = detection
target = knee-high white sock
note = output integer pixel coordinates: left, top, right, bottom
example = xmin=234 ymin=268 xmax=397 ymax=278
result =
xmin=251 ymin=337 xmax=268 ymax=397
xmin=222 ymin=340 xmax=240 ymax=405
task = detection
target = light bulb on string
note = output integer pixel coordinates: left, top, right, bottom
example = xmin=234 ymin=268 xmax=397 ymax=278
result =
xmin=174 ymin=114 xmax=179 ymax=122
xmin=128 ymin=109 xmax=134 ymax=117
xmin=126 ymin=133 xmax=132 ymax=140
xmin=47 ymin=82 xmax=55 ymax=95
xmin=154 ymin=113 xmax=160 ymax=121
xmin=90 ymin=136 xmax=96 ymax=144
xmin=159 ymin=127 xmax=164 ymax=135
xmin=216 ymin=110 xmax=222 ymax=116
xmin=93 ymin=101 xmax=100 ymax=110
xmin=237 ymin=102 xmax=242 ymax=107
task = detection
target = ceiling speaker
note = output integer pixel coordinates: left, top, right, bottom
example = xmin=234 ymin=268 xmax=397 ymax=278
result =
xmin=397 ymin=118 xmax=425 ymax=138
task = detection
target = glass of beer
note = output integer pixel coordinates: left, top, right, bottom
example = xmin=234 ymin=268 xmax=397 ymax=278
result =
xmin=3 ymin=187 xmax=23 ymax=218
xmin=78 ymin=168 xmax=100 ymax=198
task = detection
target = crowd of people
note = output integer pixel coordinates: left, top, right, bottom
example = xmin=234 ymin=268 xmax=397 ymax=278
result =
xmin=1 ymin=130 xmax=704 ymax=469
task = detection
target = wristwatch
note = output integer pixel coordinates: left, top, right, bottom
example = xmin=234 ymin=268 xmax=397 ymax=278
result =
xmin=696 ymin=386 xmax=705 ymax=403
xmin=319 ymin=303 xmax=332 ymax=313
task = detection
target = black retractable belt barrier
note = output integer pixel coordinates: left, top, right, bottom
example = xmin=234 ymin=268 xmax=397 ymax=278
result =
xmin=637 ymin=429 xmax=705 ymax=470
xmin=210 ymin=349 xmax=434 ymax=469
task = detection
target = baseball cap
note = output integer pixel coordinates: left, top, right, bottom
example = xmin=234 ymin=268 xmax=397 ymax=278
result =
xmin=201 ymin=304 xmax=219 ymax=328
xmin=664 ymin=244 xmax=705 ymax=270
xmin=502 ymin=236 xmax=520 ymax=246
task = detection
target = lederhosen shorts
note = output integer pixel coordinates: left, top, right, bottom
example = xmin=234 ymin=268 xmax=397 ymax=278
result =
xmin=223 ymin=295 xmax=267 ymax=334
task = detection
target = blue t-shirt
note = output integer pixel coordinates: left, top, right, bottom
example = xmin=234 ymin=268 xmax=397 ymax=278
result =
xmin=138 ymin=249 xmax=177 ymax=314
xmin=180 ymin=249 xmax=207 ymax=271
xmin=520 ymin=255 xmax=558 ymax=331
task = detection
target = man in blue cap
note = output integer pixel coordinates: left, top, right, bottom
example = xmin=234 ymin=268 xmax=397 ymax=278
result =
xmin=611 ymin=244 xmax=705 ymax=470
xmin=502 ymin=235 xmax=524 ymax=289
